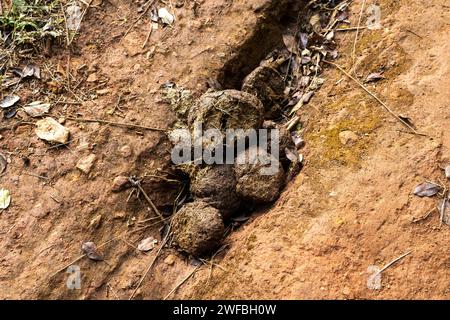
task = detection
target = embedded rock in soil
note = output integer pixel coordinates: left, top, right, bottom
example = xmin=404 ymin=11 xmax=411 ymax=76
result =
xmin=171 ymin=201 xmax=225 ymax=257
xmin=242 ymin=65 xmax=285 ymax=118
xmin=187 ymin=89 xmax=264 ymax=132
xmin=35 ymin=117 xmax=70 ymax=144
xmin=190 ymin=165 xmax=240 ymax=219
xmin=235 ymin=146 xmax=284 ymax=203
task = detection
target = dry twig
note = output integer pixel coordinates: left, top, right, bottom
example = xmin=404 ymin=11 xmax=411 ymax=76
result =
xmin=323 ymin=60 xmax=424 ymax=135
xmin=375 ymin=251 xmax=412 ymax=277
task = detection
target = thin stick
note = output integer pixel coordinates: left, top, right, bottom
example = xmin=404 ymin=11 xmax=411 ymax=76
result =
xmin=65 ymin=116 xmax=166 ymax=132
xmin=335 ymin=26 xmax=367 ymax=32
xmin=351 ymin=0 xmax=366 ymax=75
xmin=163 ymin=266 xmax=200 ymax=300
xmin=323 ymin=60 xmax=422 ymax=135
xmin=439 ymin=189 xmax=448 ymax=225
xmin=68 ymin=0 xmax=93 ymax=46
xmin=129 ymin=223 xmax=172 ymax=300
xmin=122 ymin=0 xmax=155 ymax=40
xmin=50 ymin=223 xmax=159 ymax=279
xmin=142 ymin=24 xmax=153 ymax=49
xmin=107 ymin=283 xmax=121 ymax=300
xmin=135 ymin=182 xmax=165 ymax=221
xmin=60 ymin=3 xmax=71 ymax=46
xmin=375 ymin=250 xmax=412 ymax=277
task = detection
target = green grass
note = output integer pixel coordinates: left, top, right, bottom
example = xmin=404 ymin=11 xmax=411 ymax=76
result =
xmin=0 ymin=0 xmax=65 ymax=64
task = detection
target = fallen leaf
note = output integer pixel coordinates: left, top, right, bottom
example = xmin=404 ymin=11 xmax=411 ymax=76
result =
xmin=282 ymin=34 xmax=298 ymax=54
xmin=22 ymin=64 xmax=41 ymax=79
xmin=137 ymin=237 xmax=158 ymax=252
xmin=413 ymin=182 xmax=441 ymax=197
xmin=3 ymin=106 xmax=17 ymax=119
xmin=439 ymin=198 xmax=450 ymax=226
xmin=291 ymin=131 xmax=305 ymax=149
xmin=299 ymin=32 xmax=308 ymax=49
xmin=285 ymin=148 xmax=300 ymax=163
xmin=0 ymin=95 xmax=20 ymax=109
xmin=0 ymin=188 xmax=11 ymax=210
xmin=0 ymin=153 xmax=7 ymax=174
xmin=365 ymin=72 xmax=385 ymax=83
xmin=81 ymin=242 xmax=103 ymax=261
xmin=23 ymin=101 xmax=51 ymax=117
xmin=444 ymin=165 xmax=450 ymax=179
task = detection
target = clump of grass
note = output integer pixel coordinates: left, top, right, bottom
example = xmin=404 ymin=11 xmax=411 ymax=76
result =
xmin=0 ymin=0 xmax=66 ymax=67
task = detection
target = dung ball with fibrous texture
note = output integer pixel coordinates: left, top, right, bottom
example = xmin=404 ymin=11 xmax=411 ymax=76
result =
xmin=234 ymin=146 xmax=285 ymax=204
xmin=242 ymin=65 xmax=285 ymax=119
xmin=171 ymin=201 xmax=225 ymax=257
xmin=187 ymin=89 xmax=264 ymax=132
xmin=190 ymin=165 xmax=240 ymax=219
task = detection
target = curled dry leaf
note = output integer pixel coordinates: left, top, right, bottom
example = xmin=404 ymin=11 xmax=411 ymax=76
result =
xmin=66 ymin=3 xmax=83 ymax=31
xmin=23 ymin=101 xmax=51 ymax=117
xmin=282 ymin=34 xmax=298 ymax=54
xmin=413 ymin=182 xmax=441 ymax=197
xmin=444 ymin=165 xmax=450 ymax=179
xmin=0 ymin=153 xmax=7 ymax=174
xmin=0 ymin=188 xmax=11 ymax=210
xmin=291 ymin=131 xmax=305 ymax=149
xmin=285 ymin=148 xmax=300 ymax=163
xmin=22 ymin=64 xmax=41 ymax=79
xmin=81 ymin=241 xmax=104 ymax=261
xmin=439 ymin=198 xmax=450 ymax=226
xmin=365 ymin=72 xmax=385 ymax=83
xmin=299 ymin=32 xmax=308 ymax=49
xmin=137 ymin=237 xmax=158 ymax=252
xmin=0 ymin=95 xmax=20 ymax=109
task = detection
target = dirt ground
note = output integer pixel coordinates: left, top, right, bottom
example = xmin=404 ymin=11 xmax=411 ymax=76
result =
xmin=0 ymin=0 xmax=449 ymax=300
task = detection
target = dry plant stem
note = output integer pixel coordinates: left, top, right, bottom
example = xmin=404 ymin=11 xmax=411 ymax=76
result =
xmin=440 ymin=189 xmax=448 ymax=225
xmin=375 ymin=251 xmax=412 ymax=277
xmin=122 ymin=0 xmax=155 ymax=40
xmin=336 ymin=26 xmax=367 ymax=32
xmin=50 ymin=223 xmax=161 ymax=278
xmin=60 ymin=3 xmax=70 ymax=46
xmin=107 ymin=283 xmax=121 ymax=300
xmin=351 ymin=0 xmax=366 ymax=75
xmin=65 ymin=116 xmax=166 ymax=132
xmin=68 ymin=0 xmax=93 ymax=46
xmin=129 ymin=223 xmax=172 ymax=300
xmin=135 ymin=182 xmax=165 ymax=222
xmin=163 ymin=266 xmax=201 ymax=300
xmin=142 ymin=25 xmax=153 ymax=49
xmin=323 ymin=60 xmax=422 ymax=135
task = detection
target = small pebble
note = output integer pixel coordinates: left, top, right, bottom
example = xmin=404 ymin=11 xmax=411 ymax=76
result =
xmin=339 ymin=130 xmax=358 ymax=145
xmin=111 ymin=176 xmax=130 ymax=192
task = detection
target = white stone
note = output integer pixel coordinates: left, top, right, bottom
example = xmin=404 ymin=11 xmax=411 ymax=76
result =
xmin=35 ymin=117 xmax=70 ymax=144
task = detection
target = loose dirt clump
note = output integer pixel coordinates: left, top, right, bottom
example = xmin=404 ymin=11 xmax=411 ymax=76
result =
xmin=190 ymin=165 xmax=240 ymax=220
xmin=235 ymin=146 xmax=285 ymax=203
xmin=171 ymin=200 xmax=225 ymax=257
